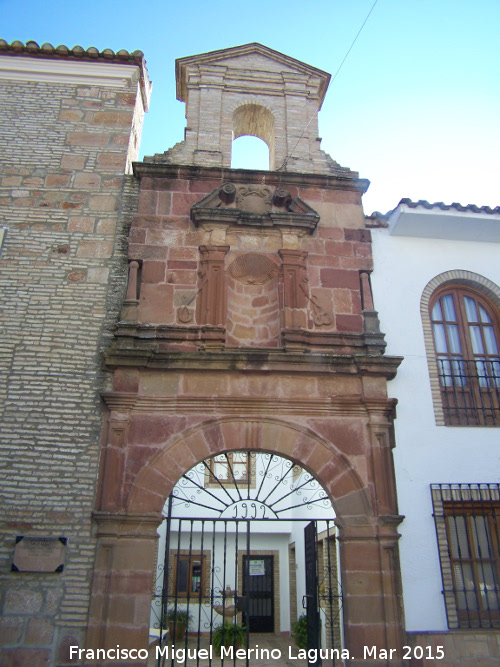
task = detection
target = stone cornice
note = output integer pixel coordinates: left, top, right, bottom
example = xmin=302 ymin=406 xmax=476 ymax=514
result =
xmin=101 ymin=392 xmax=398 ymax=417
xmin=132 ymin=161 xmax=369 ymax=193
xmin=104 ymin=344 xmax=402 ymax=379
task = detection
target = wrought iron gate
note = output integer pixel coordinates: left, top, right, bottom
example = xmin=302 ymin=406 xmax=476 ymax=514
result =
xmin=151 ymin=453 xmax=343 ymax=666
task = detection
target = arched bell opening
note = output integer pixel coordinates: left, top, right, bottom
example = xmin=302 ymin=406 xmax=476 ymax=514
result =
xmin=231 ymin=103 xmax=275 ymax=170
xmin=231 ymin=136 xmax=270 ymax=171
xmin=150 ymin=451 xmax=343 ymax=663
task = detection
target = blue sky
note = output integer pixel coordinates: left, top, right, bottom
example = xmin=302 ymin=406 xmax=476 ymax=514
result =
xmin=2 ymin=0 xmax=499 ymax=214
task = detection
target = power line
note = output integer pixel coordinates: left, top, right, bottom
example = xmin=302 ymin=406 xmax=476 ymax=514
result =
xmin=277 ymin=0 xmax=380 ymax=171
xmin=330 ymin=0 xmax=379 ymax=86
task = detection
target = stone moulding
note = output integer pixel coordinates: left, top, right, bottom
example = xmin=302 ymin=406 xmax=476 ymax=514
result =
xmin=132 ymin=161 xmax=370 ymax=193
xmin=103 ymin=340 xmax=402 ymax=379
xmin=100 ymin=392 xmax=399 ymax=419
xmin=175 ymin=43 xmax=331 ymax=107
xmin=190 ymin=183 xmax=320 ymax=233
xmin=111 ymin=319 xmax=390 ymax=361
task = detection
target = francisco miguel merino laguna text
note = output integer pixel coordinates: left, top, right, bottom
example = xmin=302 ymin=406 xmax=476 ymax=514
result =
xmin=70 ymin=644 xmax=351 ymax=662
xmin=71 ymin=642 xmax=445 ymax=662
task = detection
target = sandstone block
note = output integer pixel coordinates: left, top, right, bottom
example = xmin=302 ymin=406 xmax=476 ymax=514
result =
xmin=25 ymin=618 xmax=54 ymax=646
xmin=66 ymin=132 xmax=109 ymax=147
xmin=96 ymin=219 xmax=116 ymax=234
xmin=92 ymin=111 xmax=133 ymax=127
xmin=97 ymin=152 xmax=126 ymax=169
xmin=320 ymin=268 xmax=359 ymax=290
xmin=74 ymin=172 xmax=101 ymax=189
xmin=87 ymin=267 xmax=110 ymax=283
xmin=112 ymin=133 xmax=130 ymax=146
xmin=61 ymin=154 xmax=86 ymax=169
xmin=4 ymin=589 xmax=43 ymax=614
xmin=58 ymin=110 xmax=84 ymax=122
xmin=77 ymin=240 xmax=114 ymax=258
xmin=0 ymin=617 xmax=24 ymax=646
xmin=88 ymin=195 xmax=117 ymax=211
xmin=67 ymin=216 xmax=95 ymax=232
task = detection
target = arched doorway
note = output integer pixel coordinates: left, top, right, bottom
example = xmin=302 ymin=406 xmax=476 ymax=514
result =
xmin=89 ymin=416 xmax=405 ymax=666
xmin=150 ymin=451 xmax=342 ymax=666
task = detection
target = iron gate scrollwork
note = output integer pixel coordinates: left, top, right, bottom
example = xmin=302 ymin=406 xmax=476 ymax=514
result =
xmin=151 ymin=453 xmax=343 ymax=667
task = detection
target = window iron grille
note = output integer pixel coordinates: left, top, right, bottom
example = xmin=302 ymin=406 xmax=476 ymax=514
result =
xmin=437 ymin=359 xmax=500 ymax=426
xmin=431 ymin=483 xmax=500 ymax=629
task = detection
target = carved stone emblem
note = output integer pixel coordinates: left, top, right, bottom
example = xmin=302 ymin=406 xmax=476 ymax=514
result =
xmin=236 ymin=186 xmax=273 ymax=214
xmin=227 ymin=253 xmax=278 ymax=285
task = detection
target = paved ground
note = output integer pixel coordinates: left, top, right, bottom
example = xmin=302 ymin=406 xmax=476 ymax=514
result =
xmin=149 ymin=633 xmax=308 ymax=667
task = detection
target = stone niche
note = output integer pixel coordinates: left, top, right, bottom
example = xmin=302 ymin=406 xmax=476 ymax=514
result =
xmin=226 ymin=252 xmax=281 ymax=347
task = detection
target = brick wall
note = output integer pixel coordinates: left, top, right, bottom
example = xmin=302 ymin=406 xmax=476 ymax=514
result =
xmin=0 ymin=50 xmax=147 ymax=666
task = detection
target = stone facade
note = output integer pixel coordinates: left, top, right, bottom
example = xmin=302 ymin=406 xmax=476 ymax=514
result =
xmin=90 ymin=44 xmax=406 ymax=667
xmin=0 ymin=41 xmax=150 ymax=667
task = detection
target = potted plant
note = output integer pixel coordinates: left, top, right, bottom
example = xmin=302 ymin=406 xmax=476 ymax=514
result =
xmin=166 ymin=609 xmax=192 ymax=640
xmin=291 ymin=614 xmax=307 ymax=649
xmin=212 ymin=621 xmax=246 ymax=656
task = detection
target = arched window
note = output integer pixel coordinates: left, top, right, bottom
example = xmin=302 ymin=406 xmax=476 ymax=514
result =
xmin=430 ymin=286 xmax=500 ymax=425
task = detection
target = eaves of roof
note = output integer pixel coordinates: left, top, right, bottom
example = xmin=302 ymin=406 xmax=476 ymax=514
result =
xmin=0 ymin=38 xmax=145 ymax=66
xmin=366 ymin=198 xmax=500 ymax=242
xmin=0 ymin=38 xmax=151 ymax=110
xmin=368 ymin=198 xmax=500 ymax=225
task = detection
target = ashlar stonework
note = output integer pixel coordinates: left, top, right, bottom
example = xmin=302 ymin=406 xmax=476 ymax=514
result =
xmin=90 ymin=44 xmax=406 ymax=667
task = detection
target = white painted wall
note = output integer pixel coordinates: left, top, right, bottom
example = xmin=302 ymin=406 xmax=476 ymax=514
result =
xmin=371 ymin=223 xmax=500 ymax=631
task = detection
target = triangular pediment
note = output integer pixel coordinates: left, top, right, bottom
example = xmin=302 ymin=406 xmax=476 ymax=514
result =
xmin=176 ymin=43 xmax=330 ymax=104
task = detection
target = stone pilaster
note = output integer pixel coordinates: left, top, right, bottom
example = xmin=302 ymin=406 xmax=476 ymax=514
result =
xmin=196 ymin=245 xmax=230 ymax=326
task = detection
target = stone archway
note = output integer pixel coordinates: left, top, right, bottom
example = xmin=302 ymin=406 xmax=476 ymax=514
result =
xmin=127 ymin=417 xmax=370 ymax=518
xmin=87 ymin=417 xmax=405 ymax=666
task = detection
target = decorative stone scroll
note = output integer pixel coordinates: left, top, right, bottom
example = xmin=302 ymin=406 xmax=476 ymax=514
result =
xmin=191 ymin=183 xmax=320 ymax=233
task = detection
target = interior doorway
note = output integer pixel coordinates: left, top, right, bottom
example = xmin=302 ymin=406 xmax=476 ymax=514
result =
xmin=243 ymin=555 xmax=274 ymax=632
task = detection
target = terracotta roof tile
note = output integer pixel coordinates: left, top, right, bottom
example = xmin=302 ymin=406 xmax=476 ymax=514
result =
xmin=0 ymin=38 xmax=145 ymax=65
xmin=398 ymin=198 xmax=500 ymax=215
xmin=366 ymin=198 xmax=500 ymax=226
